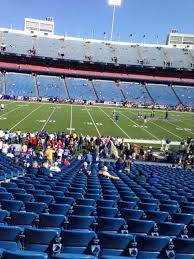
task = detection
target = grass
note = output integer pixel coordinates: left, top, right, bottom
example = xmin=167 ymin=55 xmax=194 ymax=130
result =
xmin=0 ymin=100 xmax=193 ymax=143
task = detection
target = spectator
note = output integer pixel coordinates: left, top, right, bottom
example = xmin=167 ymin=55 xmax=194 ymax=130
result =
xmin=50 ymin=162 xmax=61 ymax=173
xmin=115 ymin=158 xmax=124 ymax=172
xmin=80 ymin=162 xmax=91 ymax=176
xmin=27 ymin=161 xmax=39 ymax=175
xmin=37 ymin=161 xmax=53 ymax=177
xmin=85 ymin=151 xmax=92 ymax=165
xmin=148 ymin=172 xmax=159 ymax=184
xmin=99 ymin=166 xmax=120 ymax=180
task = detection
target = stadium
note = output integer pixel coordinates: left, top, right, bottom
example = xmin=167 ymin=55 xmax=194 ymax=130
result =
xmin=0 ymin=0 xmax=193 ymax=258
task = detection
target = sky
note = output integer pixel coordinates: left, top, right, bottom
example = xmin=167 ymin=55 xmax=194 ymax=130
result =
xmin=0 ymin=0 xmax=193 ymax=44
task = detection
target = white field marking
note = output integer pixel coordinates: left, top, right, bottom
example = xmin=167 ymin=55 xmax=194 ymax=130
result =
xmin=98 ymin=107 xmax=131 ymax=138
xmin=119 ymin=112 xmax=159 ymax=140
xmin=41 ymin=107 xmax=56 ymax=131
xmin=70 ymin=105 xmax=73 ymax=134
xmin=0 ymin=106 xmax=22 ymax=119
xmin=85 ymin=106 xmax=101 ymax=136
xmin=128 ymin=109 xmax=182 ymax=140
xmin=0 ymin=117 xmax=7 ymax=120
xmin=9 ymin=105 xmax=42 ymax=131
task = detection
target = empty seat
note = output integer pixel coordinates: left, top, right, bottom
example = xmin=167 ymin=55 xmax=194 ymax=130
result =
xmin=173 ymin=237 xmax=194 ymax=258
xmin=25 ymin=202 xmax=47 ymax=214
xmin=59 ymin=230 xmax=97 ymax=257
xmin=171 ymin=213 xmax=193 ymax=225
xmin=96 ymin=207 xmax=118 ymax=217
xmin=96 ymin=217 xmax=126 ymax=233
xmin=1 ymin=183 xmax=17 ymax=189
xmin=120 ymin=209 xmax=144 ymax=220
xmin=1 ymin=200 xmax=23 ymax=212
xmin=127 ymin=219 xmax=156 ymax=235
xmin=55 ymin=197 xmax=75 ymax=205
xmin=159 ymin=204 xmax=179 ymax=214
xmin=68 ymin=215 xmax=95 ymax=230
xmin=72 ymin=205 xmax=95 ymax=216
xmin=14 ymin=193 xmax=33 ymax=202
xmin=0 ymin=210 xmax=8 ymax=225
xmin=76 ymin=199 xmax=95 ymax=206
xmin=0 ymin=226 xmax=22 ymax=252
xmin=158 ymin=222 xmax=186 ymax=237
xmin=138 ymin=202 xmax=158 ymax=212
xmin=10 ymin=211 xmax=37 ymax=228
xmin=38 ymin=213 xmax=66 ymax=231
xmin=0 ymin=192 xmax=13 ymax=201
xmin=99 ymin=232 xmax=135 ymax=257
xmin=188 ymin=224 xmax=194 ymax=238
xmin=34 ymin=195 xmax=54 ymax=205
xmin=117 ymin=201 xmax=136 ymax=210
xmin=2 ymin=250 xmax=48 ymax=259
xmin=49 ymin=204 xmax=70 ymax=216
xmin=146 ymin=211 xmax=169 ymax=223
xmin=96 ymin=200 xmax=116 ymax=208
xmin=24 ymin=228 xmax=58 ymax=254
xmin=136 ymin=235 xmax=171 ymax=259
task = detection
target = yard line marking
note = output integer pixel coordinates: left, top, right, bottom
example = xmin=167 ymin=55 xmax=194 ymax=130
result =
xmin=9 ymin=105 xmax=42 ymax=131
xmin=41 ymin=107 xmax=56 ymax=131
xmin=85 ymin=106 xmax=101 ymax=136
xmin=119 ymin=112 xmax=159 ymax=140
xmin=0 ymin=106 xmax=22 ymax=119
xmin=70 ymin=105 xmax=73 ymax=134
xmin=128 ymin=109 xmax=182 ymax=140
xmin=98 ymin=107 xmax=131 ymax=138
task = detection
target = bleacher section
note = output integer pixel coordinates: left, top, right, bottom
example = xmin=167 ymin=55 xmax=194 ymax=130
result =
xmin=37 ymin=76 xmax=67 ymax=99
xmin=93 ymin=80 xmax=123 ymax=102
xmin=174 ymin=86 xmax=194 ymax=107
xmin=66 ymin=78 xmax=96 ymax=101
xmin=0 ymin=154 xmax=193 ymax=258
xmin=5 ymin=73 xmax=35 ymax=97
xmin=146 ymin=84 xmax=179 ymax=106
xmin=1 ymin=30 xmax=194 ymax=69
xmin=120 ymin=82 xmax=152 ymax=104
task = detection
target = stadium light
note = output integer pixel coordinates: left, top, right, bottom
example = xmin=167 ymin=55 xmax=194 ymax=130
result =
xmin=108 ymin=0 xmax=122 ymax=41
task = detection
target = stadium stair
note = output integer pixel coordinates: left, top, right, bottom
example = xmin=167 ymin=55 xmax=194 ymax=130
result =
xmin=144 ymin=84 xmax=155 ymax=104
xmin=63 ymin=78 xmax=70 ymax=100
xmin=91 ymin=80 xmax=99 ymax=101
xmin=171 ymin=85 xmax=183 ymax=105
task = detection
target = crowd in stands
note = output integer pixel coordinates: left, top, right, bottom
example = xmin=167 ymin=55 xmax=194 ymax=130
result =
xmin=0 ymin=129 xmax=193 ymax=173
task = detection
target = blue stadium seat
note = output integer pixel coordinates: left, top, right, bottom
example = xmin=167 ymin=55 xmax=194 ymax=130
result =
xmin=25 ymin=202 xmax=47 ymax=214
xmin=158 ymin=222 xmax=186 ymax=237
xmin=0 ymin=226 xmax=22 ymax=253
xmin=10 ymin=211 xmax=37 ymax=228
xmin=136 ymin=235 xmax=171 ymax=259
xmin=24 ymin=228 xmax=58 ymax=254
xmin=145 ymin=211 xmax=169 ymax=223
xmin=0 ymin=192 xmax=13 ymax=201
xmin=0 ymin=210 xmax=8 ymax=225
xmin=96 ymin=217 xmax=126 ymax=233
xmin=127 ymin=219 xmax=156 ymax=235
xmin=188 ymin=224 xmax=194 ymax=238
xmin=34 ymin=195 xmax=54 ymax=205
xmin=1 ymin=200 xmax=23 ymax=212
xmin=2 ymin=250 xmax=48 ymax=259
xmin=171 ymin=213 xmax=193 ymax=225
xmin=49 ymin=204 xmax=70 ymax=216
xmin=59 ymin=230 xmax=98 ymax=257
xmin=38 ymin=213 xmax=66 ymax=232
xmin=173 ymin=238 xmax=194 ymax=258
xmin=55 ymin=197 xmax=75 ymax=205
xmin=14 ymin=193 xmax=34 ymax=202
xmin=96 ymin=200 xmax=116 ymax=208
xmin=96 ymin=207 xmax=118 ymax=218
xmin=68 ymin=215 xmax=95 ymax=230
xmin=76 ymin=199 xmax=96 ymax=206
xmin=120 ymin=209 xmax=144 ymax=220
xmin=72 ymin=205 xmax=95 ymax=216
xmin=99 ymin=232 xmax=135 ymax=257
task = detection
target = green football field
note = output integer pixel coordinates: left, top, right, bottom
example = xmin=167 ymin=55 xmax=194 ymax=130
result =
xmin=0 ymin=101 xmax=193 ymax=143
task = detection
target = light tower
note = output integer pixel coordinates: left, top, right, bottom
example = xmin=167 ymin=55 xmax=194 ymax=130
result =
xmin=108 ymin=0 xmax=122 ymax=41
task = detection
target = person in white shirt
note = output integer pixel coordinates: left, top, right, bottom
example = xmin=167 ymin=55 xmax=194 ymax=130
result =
xmin=50 ymin=162 xmax=61 ymax=173
xmin=2 ymin=143 xmax=9 ymax=154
